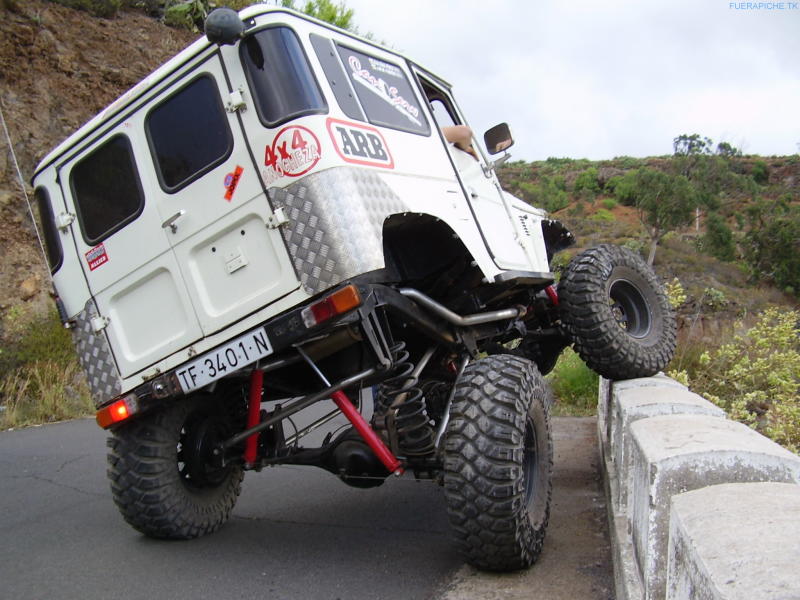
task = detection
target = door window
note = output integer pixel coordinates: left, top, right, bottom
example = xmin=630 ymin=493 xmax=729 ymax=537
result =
xmin=241 ymin=26 xmax=327 ymax=126
xmin=146 ymin=75 xmax=233 ymax=192
xmin=70 ymin=135 xmax=145 ymax=246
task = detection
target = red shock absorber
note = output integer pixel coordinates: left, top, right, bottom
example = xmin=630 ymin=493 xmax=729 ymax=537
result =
xmin=331 ymin=390 xmax=404 ymax=475
xmin=244 ymin=369 xmax=263 ymax=465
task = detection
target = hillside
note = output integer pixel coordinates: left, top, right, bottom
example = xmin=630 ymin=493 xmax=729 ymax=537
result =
xmin=0 ymin=0 xmax=196 ymax=327
xmin=498 ymin=155 xmax=800 ymax=343
xmin=1 ymin=0 xmax=797 ymax=347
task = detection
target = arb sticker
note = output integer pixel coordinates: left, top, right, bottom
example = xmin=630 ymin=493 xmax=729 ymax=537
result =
xmin=262 ymin=126 xmax=321 ymax=186
xmin=85 ymin=243 xmax=108 ymax=271
xmin=224 ymin=165 xmax=244 ymax=201
xmin=327 ymin=118 xmax=394 ymax=169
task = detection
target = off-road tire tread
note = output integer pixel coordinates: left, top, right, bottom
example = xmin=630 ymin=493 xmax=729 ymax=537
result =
xmin=106 ymin=397 xmax=243 ymax=540
xmin=443 ymin=354 xmax=553 ymax=571
xmin=558 ymin=244 xmax=676 ymax=380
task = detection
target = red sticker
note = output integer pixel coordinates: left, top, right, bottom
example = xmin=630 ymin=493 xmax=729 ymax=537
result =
xmin=85 ymin=243 xmax=108 ymax=271
xmin=326 ymin=118 xmax=394 ymax=169
xmin=262 ymin=125 xmax=321 ymax=186
xmin=224 ymin=165 xmax=244 ymax=201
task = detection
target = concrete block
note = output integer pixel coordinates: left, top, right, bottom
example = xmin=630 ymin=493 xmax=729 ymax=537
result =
xmin=598 ymin=377 xmax=612 ymax=458
xmin=667 ymin=482 xmax=800 ymax=600
xmin=607 ymin=375 xmax=687 ymax=456
xmin=612 ymin=387 xmax=725 ymax=512
xmin=629 ymin=415 xmax=800 ymax=600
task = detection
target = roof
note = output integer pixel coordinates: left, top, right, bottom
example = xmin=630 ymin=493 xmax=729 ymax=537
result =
xmin=32 ymin=6 xmax=451 ymax=181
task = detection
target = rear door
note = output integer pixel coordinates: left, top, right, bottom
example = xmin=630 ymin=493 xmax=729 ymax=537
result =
xmin=59 ymin=131 xmax=202 ymax=379
xmin=59 ymin=51 xmax=300 ymax=380
xmin=143 ymin=54 xmax=299 ymax=336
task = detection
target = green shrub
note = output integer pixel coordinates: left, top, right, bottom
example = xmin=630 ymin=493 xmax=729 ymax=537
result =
xmin=547 ymin=348 xmax=599 ymax=416
xmin=1 ymin=361 xmax=92 ymax=429
xmin=1 ymin=308 xmax=92 ymax=429
xmin=688 ymin=308 xmax=800 ymax=453
xmin=519 ymin=176 xmax=569 ymax=213
xmin=702 ymin=212 xmax=736 ymax=262
xmin=1 ymin=308 xmax=75 ymax=372
xmin=591 ymin=208 xmax=615 ymax=223
xmin=602 ymin=198 xmax=618 ymax=210
xmin=751 ymin=160 xmax=769 ymax=185
xmin=573 ymin=167 xmax=600 ymax=195
xmin=664 ymin=277 xmax=687 ymax=308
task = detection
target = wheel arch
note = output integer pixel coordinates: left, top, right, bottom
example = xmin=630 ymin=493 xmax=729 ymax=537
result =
xmin=381 ymin=212 xmax=485 ymax=296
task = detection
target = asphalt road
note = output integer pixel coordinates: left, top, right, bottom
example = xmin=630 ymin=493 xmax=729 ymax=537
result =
xmin=0 ymin=417 xmax=612 ymax=600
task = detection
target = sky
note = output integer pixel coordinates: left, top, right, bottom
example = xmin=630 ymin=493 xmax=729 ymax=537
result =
xmin=343 ymin=0 xmax=800 ymax=161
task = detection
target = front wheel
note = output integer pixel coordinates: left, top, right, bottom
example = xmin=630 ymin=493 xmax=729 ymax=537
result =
xmin=558 ymin=244 xmax=676 ymax=380
xmin=443 ymin=354 xmax=553 ymax=571
xmin=106 ymin=393 xmax=244 ymax=539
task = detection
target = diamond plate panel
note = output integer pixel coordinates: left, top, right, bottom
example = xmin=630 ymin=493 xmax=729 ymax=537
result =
xmin=72 ymin=300 xmax=123 ymax=407
xmin=269 ymin=167 xmax=408 ymax=295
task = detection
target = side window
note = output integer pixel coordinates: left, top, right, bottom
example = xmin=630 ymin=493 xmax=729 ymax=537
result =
xmin=34 ymin=186 xmax=63 ymax=274
xmin=429 ymin=98 xmax=457 ymax=129
xmin=420 ymin=78 xmax=460 ymax=129
xmin=310 ymin=33 xmax=365 ymax=122
xmin=242 ymin=27 xmax=327 ymax=126
xmin=336 ymin=45 xmax=430 ymax=136
xmin=147 ymin=75 xmax=233 ymax=191
xmin=71 ymin=135 xmax=144 ymax=246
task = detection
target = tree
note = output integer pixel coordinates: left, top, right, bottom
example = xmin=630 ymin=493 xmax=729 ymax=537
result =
xmin=702 ymin=212 xmax=736 ymax=262
xmin=743 ymin=196 xmax=800 ymax=294
xmin=673 ymin=133 xmax=712 ymax=160
xmin=715 ymin=141 xmax=741 ymax=158
xmin=624 ymin=168 xmax=697 ymax=265
xmin=279 ymin=0 xmax=354 ymax=30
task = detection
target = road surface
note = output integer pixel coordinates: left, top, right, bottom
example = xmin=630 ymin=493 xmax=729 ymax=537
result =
xmin=0 ymin=416 xmax=612 ymax=599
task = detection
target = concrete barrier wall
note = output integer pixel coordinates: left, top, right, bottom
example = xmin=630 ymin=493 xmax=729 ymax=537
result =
xmin=598 ymin=375 xmax=800 ymax=600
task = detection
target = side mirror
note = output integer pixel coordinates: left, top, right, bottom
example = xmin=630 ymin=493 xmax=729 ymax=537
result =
xmin=484 ymin=123 xmax=514 ymax=155
xmin=205 ymin=8 xmax=244 ymax=46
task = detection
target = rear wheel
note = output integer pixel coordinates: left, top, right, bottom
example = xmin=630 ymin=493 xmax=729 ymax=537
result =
xmin=107 ymin=393 xmax=244 ymax=539
xmin=558 ymin=244 xmax=676 ymax=380
xmin=443 ymin=354 xmax=552 ymax=571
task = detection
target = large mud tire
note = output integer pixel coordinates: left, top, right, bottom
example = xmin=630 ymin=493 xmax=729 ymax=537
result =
xmin=107 ymin=394 xmax=244 ymax=539
xmin=443 ymin=355 xmax=552 ymax=571
xmin=558 ymin=244 xmax=676 ymax=380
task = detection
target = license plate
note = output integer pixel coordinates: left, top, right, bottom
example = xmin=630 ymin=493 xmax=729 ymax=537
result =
xmin=176 ymin=328 xmax=273 ymax=393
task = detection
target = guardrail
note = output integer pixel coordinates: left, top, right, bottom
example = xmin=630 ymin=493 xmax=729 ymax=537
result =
xmin=597 ymin=375 xmax=800 ymax=600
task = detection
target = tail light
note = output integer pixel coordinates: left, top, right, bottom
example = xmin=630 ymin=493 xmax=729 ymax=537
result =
xmin=96 ymin=394 xmax=139 ymax=429
xmin=301 ymin=284 xmax=362 ymax=328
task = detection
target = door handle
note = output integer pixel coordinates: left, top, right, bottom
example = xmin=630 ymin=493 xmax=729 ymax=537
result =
xmin=161 ymin=210 xmax=185 ymax=234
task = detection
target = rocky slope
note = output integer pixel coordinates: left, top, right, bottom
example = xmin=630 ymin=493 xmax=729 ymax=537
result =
xmin=0 ymin=0 xmax=195 ymax=333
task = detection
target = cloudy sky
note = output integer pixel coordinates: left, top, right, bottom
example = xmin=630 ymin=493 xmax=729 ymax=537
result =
xmin=343 ymin=0 xmax=799 ymax=161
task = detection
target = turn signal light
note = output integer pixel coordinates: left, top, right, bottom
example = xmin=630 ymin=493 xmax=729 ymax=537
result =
xmin=301 ymin=284 xmax=362 ymax=328
xmin=96 ymin=394 xmax=138 ymax=429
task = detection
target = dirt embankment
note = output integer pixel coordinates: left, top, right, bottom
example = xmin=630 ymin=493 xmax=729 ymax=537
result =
xmin=0 ymin=1 xmax=195 ymax=329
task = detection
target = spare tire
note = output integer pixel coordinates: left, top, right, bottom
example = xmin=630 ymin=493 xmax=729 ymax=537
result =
xmin=558 ymin=244 xmax=676 ymax=380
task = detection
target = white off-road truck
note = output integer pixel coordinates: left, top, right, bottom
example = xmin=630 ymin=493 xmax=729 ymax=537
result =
xmin=32 ymin=6 xmax=675 ymax=571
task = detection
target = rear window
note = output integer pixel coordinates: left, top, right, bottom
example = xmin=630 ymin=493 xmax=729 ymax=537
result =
xmin=70 ymin=135 xmax=145 ymax=246
xmin=34 ymin=186 xmax=63 ymax=274
xmin=242 ymin=27 xmax=327 ymax=126
xmin=336 ymin=45 xmax=429 ymax=135
xmin=147 ymin=75 xmax=233 ymax=191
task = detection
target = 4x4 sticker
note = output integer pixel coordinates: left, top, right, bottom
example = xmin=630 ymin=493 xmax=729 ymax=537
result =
xmin=326 ymin=118 xmax=394 ymax=169
xmin=85 ymin=243 xmax=108 ymax=271
xmin=262 ymin=125 xmax=321 ymax=186
xmin=224 ymin=165 xmax=244 ymax=201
